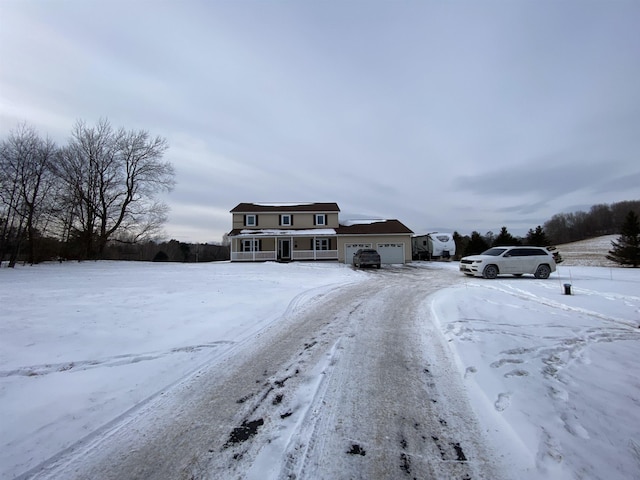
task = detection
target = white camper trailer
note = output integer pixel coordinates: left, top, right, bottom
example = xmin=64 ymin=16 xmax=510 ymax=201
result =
xmin=412 ymin=232 xmax=456 ymax=260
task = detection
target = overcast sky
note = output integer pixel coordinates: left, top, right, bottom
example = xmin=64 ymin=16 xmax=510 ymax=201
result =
xmin=1 ymin=1 xmax=639 ymax=242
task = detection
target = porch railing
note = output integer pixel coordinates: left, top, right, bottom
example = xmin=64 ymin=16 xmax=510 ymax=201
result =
xmin=292 ymin=250 xmax=338 ymax=260
xmin=231 ymin=251 xmax=277 ymax=262
xmin=231 ymin=250 xmax=338 ymax=262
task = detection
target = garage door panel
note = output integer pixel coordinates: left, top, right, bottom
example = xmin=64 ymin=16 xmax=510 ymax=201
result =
xmin=377 ymin=243 xmax=405 ymax=264
xmin=345 ymin=243 xmax=372 ymax=264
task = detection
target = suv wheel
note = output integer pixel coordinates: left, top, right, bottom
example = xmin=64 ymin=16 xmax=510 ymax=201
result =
xmin=483 ymin=264 xmax=498 ymax=279
xmin=534 ymin=264 xmax=551 ymax=279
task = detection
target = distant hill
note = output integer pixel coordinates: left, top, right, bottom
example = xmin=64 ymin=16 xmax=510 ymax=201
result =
xmin=556 ymin=235 xmax=618 ymax=267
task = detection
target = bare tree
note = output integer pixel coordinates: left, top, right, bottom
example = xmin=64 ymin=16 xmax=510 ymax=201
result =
xmin=0 ymin=124 xmax=58 ymax=266
xmin=54 ymin=119 xmax=175 ymax=259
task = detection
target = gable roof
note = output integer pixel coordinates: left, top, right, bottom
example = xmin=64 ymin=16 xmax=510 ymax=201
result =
xmin=336 ymin=219 xmax=413 ymax=235
xmin=230 ymin=202 xmax=340 ymax=213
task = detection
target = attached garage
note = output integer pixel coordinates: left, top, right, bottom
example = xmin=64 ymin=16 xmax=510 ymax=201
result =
xmin=344 ymin=243 xmax=372 ymax=264
xmin=336 ymin=220 xmax=414 ymax=264
xmin=377 ymin=243 xmax=405 ymax=264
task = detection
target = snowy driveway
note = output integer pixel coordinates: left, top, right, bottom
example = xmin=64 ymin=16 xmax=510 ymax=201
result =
xmin=14 ymin=265 xmax=501 ymax=479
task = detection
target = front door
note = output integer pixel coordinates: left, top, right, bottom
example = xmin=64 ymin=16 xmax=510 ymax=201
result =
xmin=278 ymin=239 xmax=291 ymax=261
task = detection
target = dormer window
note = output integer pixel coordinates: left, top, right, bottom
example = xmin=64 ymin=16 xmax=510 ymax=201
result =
xmin=315 ymin=214 xmax=326 ymax=226
xmin=280 ymin=214 xmax=292 ymax=226
xmin=245 ymin=214 xmax=257 ymax=227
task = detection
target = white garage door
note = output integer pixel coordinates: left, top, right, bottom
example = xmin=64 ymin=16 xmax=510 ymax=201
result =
xmin=344 ymin=243 xmax=372 ymax=264
xmin=377 ymin=243 xmax=405 ymax=264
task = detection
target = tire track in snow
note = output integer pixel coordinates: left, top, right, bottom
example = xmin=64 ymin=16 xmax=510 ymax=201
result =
xmin=20 ymin=267 xmax=503 ymax=479
xmin=276 ymin=269 xmax=504 ymax=479
xmin=18 ymin=280 xmax=370 ymax=480
xmin=0 ymin=342 xmax=234 ymax=378
xmin=469 ymin=281 xmax=639 ymax=329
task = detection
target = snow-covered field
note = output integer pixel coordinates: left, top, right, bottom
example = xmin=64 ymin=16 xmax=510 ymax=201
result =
xmin=554 ymin=234 xmax=620 ymax=267
xmin=1 ymin=238 xmax=639 ymax=479
xmin=0 ymin=261 xmax=368 ymax=479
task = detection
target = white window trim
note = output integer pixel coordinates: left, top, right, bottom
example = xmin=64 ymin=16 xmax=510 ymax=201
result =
xmin=315 ymin=238 xmax=330 ymax=250
xmin=281 ymin=214 xmax=292 ymax=226
xmin=315 ymin=214 xmax=326 ymax=226
xmin=245 ymin=214 xmax=257 ymax=227
xmin=242 ymin=239 xmax=259 ymax=251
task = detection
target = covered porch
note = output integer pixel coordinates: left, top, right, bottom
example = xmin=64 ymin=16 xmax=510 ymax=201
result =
xmin=230 ymin=231 xmax=338 ymax=262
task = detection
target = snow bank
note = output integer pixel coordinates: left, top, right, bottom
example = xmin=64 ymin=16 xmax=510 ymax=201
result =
xmin=429 ymin=263 xmax=640 ymax=480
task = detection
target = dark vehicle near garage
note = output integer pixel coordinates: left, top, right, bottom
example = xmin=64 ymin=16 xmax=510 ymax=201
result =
xmin=353 ymin=249 xmax=381 ymax=269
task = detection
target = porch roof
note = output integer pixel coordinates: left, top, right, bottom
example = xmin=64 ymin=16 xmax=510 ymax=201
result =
xmin=229 ymin=228 xmax=337 ymax=237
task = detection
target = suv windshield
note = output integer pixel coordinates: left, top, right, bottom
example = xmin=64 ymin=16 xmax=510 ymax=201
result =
xmin=481 ymin=248 xmax=508 ymax=256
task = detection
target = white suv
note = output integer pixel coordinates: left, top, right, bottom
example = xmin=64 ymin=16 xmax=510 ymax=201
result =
xmin=459 ymin=246 xmax=556 ymax=279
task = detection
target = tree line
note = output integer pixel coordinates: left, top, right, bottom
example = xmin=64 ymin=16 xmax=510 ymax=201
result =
xmin=453 ymin=199 xmax=640 ymax=261
xmin=543 ymin=200 xmax=640 ymax=245
xmin=107 ymin=239 xmax=229 ymax=263
xmin=453 ymin=225 xmax=552 ymax=259
xmin=1 ymin=120 xmax=175 ymax=267
xmin=3 ymin=119 xmax=637 ymax=267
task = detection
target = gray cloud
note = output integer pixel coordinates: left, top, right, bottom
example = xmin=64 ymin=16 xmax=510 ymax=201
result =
xmin=1 ymin=1 xmax=639 ymax=242
xmin=453 ymin=158 xmax=619 ymax=199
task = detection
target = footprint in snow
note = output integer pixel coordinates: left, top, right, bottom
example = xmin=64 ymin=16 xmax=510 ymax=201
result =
xmin=494 ymin=393 xmax=511 ymax=412
xmin=548 ymin=386 xmax=569 ymax=402
xmin=561 ymin=413 xmax=590 ymax=439
xmin=490 ymin=358 xmax=524 ymax=368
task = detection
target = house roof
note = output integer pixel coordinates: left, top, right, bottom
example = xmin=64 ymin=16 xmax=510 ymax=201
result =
xmin=336 ymin=219 xmax=413 ymax=235
xmin=230 ymin=202 xmax=340 ymax=213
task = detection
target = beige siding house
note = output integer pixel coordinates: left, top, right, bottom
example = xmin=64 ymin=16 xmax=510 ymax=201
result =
xmin=228 ymin=203 xmax=414 ymax=264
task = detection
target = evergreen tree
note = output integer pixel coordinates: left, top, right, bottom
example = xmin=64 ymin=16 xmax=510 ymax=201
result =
xmin=453 ymin=231 xmax=467 ymax=259
xmin=526 ymin=225 xmax=550 ymax=246
xmin=464 ymin=231 xmax=489 ymax=255
xmin=492 ymin=226 xmax=520 ymax=247
xmin=606 ymin=211 xmax=640 ymax=267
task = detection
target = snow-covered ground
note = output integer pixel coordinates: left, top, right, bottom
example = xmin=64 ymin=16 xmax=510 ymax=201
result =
xmin=429 ymin=262 xmax=640 ymax=479
xmin=1 ymin=242 xmax=639 ymax=479
xmin=0 ymin=261 xmax=366 ymax=479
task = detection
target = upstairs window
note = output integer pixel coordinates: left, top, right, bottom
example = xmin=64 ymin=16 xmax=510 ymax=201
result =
xmin=245 ymin=214 xmax=257 ymax=227
xmin=280 ymin=214 xmax=292 ymax=226
xmin=315 ymin=214 xmax=326 ymax=226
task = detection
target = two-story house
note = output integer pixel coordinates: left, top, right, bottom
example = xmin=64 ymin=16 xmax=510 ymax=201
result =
xmin=228 ymin=202 xmax=414 ymax=264
xmin=228 ymin=202 xmax=340 ymax=262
